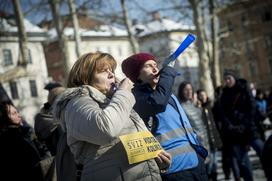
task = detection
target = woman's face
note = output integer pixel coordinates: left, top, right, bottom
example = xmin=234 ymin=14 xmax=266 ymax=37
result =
xmin=183 ymin=84 xmax=193 ymax=101
xmin=92 ymin=66 xmax=115 ymax=95
xmin=7 ymin=105 xmax=22 ymax=125
xmin=198 ymin=91 xmax=208 ymax=103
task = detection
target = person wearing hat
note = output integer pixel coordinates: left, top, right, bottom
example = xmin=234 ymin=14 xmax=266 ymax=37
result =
xmin=219 ymin=69 xmax=263 ymax=181
xmin=122 ymin=53 xmax=208 ymax=181
xmin=35 ymin=86 xmax=66 ymax=156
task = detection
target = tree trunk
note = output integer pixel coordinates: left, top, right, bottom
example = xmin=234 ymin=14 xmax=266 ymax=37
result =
xmin=209 ymin=0 xmax=221 ymax=88
xmin=49 ymin=0 xmax=70 ymax=83
xmin=120 ymin=0 xmax=139 ymax=53
xmin=68 ymin=0 xmax=82 ymax=58
xmin=0 ymin=0 xmax=28 ymax=83
xmin=189 ymin=0 xmax=215 ymax=101
xmin=12 ymin=0 xmax=28 ymax=66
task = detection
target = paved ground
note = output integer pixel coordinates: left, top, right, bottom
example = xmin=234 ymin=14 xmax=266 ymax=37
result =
xmin=216 ymin=124 xmax=271 ymax=181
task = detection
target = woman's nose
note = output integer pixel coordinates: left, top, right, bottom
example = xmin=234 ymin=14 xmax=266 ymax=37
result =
xmin=108 ymin=70 xmax=114 ymax=77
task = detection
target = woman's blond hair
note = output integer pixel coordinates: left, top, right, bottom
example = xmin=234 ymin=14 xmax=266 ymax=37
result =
xmin=67 ymin=52 xmax=117 ymax=88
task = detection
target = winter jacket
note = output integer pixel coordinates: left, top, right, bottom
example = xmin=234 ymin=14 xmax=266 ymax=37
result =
xmin=35 ymin=105 xmax=63 ymax=156
xmin=0 ymin=125 xmax=45 ymax=180
xmin=53 ymin=85 xmax=161 ymax=181
xmin=220 ymin=79 xmax=258 ymax=145
xmin=201 ymin=101 xmax=222 ymax=150
xmin=132 ymin=67 xmax=206 ymax=175
xmin=181 ymin=100 xmax=209 ymax=151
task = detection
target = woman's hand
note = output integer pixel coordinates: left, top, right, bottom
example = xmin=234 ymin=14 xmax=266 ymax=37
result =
xmin=155 ymin=150 xmax=172 ymax=173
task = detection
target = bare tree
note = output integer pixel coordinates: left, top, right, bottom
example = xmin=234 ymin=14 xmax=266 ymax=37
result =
xmin=189 ymin=0 xmax=214 ymax=100
xmin=120 ymin=0 xmax=139 ymax=53
xmin=209 ymin=0 xmax=221 ymax=88
xmin=12 ymin=0 xmax=29 ymax=66
xmin=0 ymin=0 xmax=28 ymax=83
xmin=49 ymin=0 xmax=70 ymax=82
xmin=68 ymin=0 xmax=82 ymax=58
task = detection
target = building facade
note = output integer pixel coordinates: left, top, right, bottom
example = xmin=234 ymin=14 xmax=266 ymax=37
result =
xmin=0 ymin=16 xmax=49 ymax=126
xmin=218 ymin=0 xmax=272 ymax=90
xmin=43 ymin=15 xmax=133 ymax=83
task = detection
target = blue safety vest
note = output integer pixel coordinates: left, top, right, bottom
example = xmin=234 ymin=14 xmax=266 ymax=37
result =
xmin=155 ymin=94 xmax=202 ymax=174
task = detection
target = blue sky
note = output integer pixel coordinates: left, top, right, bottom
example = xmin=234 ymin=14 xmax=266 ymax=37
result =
xmin=0 ymin=0 xmax=193 ymax=25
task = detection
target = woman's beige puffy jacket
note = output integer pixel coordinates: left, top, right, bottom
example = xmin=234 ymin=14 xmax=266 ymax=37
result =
xmin=53 ymin=85 xmax=161 ymax=181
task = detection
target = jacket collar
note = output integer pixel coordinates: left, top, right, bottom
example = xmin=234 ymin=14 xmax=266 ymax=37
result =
xmin=53 ymin=85 xmax=109 ymax=120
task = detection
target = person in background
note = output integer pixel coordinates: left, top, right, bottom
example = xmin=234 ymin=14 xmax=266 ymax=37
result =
xmin=35 ymin=86 xmax=66 ymax=181
xmin=178 ymin=82 xmax=210 ymax=153
xmin=197 ymin=89 xmax=223 ymax=181
xmin=267 ymin=87 xmax=272 ymax=124
xmin=249 ymin=82 xmax=257 ymax=98
xmin=52 ymin=52 xmax=171 ymax=181
xmin=219 ymin=69 xmax=263 ymax=181
xmin=35 ymin=85 xmax=66 ymax=156
xmin=261 ymin=134 xmax=272 ymax=181
xmin=255 ymin=89 xmax=267 ymax=141
xmin=122 ymin=53 xmax=208 ymax=181
xmin=212 ymin=85 xmax=232 ymax=180
xmin=0 ymin=101 xmax=45 ymax=180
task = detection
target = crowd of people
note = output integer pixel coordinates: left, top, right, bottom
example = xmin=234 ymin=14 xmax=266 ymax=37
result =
xmin=1 ymin=51 xmax=272 ymax=181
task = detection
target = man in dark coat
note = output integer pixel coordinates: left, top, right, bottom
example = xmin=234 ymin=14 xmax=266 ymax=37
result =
xmin=219 ymin=69 xmax=263 ymax=181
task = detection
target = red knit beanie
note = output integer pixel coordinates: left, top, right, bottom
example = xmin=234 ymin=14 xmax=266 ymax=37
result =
xmin=122 ymin=53 xmax=156 ymax=83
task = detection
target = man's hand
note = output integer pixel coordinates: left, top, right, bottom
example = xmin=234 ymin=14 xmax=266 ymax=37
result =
xmin=155 ymin=150 xmax=172 ymax=173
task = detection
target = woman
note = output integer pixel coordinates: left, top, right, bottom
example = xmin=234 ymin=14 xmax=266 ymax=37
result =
xmin=178 ymin=82 xmax=209 ymax=152
xmin=53 ymin=52 xmax=171 ymax=181
xmin=197 ymin=89 xmax=222 ymax=181
xmin=0 ymin=101 xmax=45 ymax=180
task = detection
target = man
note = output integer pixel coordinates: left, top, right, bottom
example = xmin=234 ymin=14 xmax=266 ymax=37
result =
xmin=219 ymin=69 xmax=263 ymax=181
xmin=122 ymin=53 xmax=208 ymax=181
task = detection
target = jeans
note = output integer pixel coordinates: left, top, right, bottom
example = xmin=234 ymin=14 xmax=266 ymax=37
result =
xmin=206 ymin=150 xmax=218 ymax=181
xmin=250 ymin=138 xmax=264 ymax=158
xmin=231 ymin=145 xmax=253 ymax=181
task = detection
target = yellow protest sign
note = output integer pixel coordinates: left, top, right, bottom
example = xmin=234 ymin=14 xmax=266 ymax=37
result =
xmin=119 ymin=131 xmax=163 ymax=164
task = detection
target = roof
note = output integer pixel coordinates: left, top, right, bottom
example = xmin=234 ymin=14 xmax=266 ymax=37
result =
xmin=134 ymin=18 xmax=195 ymax=36
xmin=0 ymin=17 xmax=45 ymax=33
xmin=48 ymin=24 xmax=128 ymax=39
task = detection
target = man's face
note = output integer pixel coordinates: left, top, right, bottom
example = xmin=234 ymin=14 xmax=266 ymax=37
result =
xmin=224 ymin=75 xmax=236 ymax=88
xmin=138 ymin=60 xmax=159 ymax=88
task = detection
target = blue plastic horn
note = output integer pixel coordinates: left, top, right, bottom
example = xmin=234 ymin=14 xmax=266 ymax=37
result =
xmin=162 ymin=33 xmax=196 ymax=68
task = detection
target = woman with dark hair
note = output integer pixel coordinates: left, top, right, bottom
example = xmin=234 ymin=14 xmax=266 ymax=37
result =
xmin=177 ymin=82 xmax=209 ymax=153
xmin=0 ymin=101 xmax=45 ymax=180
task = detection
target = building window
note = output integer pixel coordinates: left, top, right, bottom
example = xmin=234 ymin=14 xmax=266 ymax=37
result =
xmin=227 ymin=21 xmax=233 ymax=31
xmin=149 ymin=47 xmax=154 ymax=54
xmin=249 ymin=61 xmax=257 ymax=78
xmin=118 ymin=46 xmax=122 ymax=56
xmin=9 ymin=81 xmax=19 ymax=99
xmin=262 ymin=11 xmax=271 ymax=22
xmin=264 ymin=35 xmax=272 ymax=48
xmin=269 ymin=58 xmax=272 ymax=73
xmin=27 ymin=49 xmax=32 ymax=64
xmin=3 ymin=49 xmax=13 ymax=66
xmin=95 ymin=47 xmax=100 ymax=52
xmin=107 ymin=46 xmax=111 ymax=54
xmin=29 ymin=80 xmax=38 ymax=97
